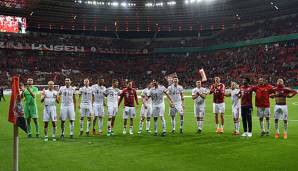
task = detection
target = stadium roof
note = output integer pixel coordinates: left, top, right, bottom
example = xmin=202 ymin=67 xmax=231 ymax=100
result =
xmin=1 ymin=0 xmax=298 ymax=34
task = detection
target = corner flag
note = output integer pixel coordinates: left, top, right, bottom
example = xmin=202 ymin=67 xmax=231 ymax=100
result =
xmin=8 ymin=76 xmax=27 ymax=133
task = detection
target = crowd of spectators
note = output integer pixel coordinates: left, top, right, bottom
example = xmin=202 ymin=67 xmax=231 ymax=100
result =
xmin=1 ymin=14 xmax=297 ymax=53
xmin=150 ymin=14 xmax=298 ymax=48
xmin=1 ymin=14 xmax=298 ymax=89
xmin=1 ymin=40 xmax=297 ymax=89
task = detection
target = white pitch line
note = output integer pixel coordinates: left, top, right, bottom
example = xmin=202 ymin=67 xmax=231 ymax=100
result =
xmin=181 ymin=112 xmax=298 ymax=122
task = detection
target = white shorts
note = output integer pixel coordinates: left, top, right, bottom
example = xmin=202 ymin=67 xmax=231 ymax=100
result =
xmin=169 ymin=103 xmax=184 ymax=116
xmin=80 ymin=104 xmax=93 ymax=117
xmin=123 ymin=106 xmax=136 ymax=119
xmin=213 ymin=103 xmax=225 ymax=114
xmin=274 ymin=105 xmax=288 ymax=120
xmin=194 ymin=104 xmax=205 ymax=118
xmin=107 ymin=106 xmax=118 ymax=118
xmin=152 ymin=105 xmax=165 ymax=117
xmin=257 ymin=107 xmax=270 ymax=118
xmin=43 ymin=105 xmax=57 ymax=122
xmin=140 ymin=105 xmax=152 ymax=117
xmin=60 ymin=105 xmax=75 ymax=121
xmin=93 ymin=103 xmax=105 ymax=117
xmin=232 ymin=106 xmax=241 ymax=119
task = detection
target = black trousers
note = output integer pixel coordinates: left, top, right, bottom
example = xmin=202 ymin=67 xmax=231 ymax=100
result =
xmin=241 ymin=106 xmax=252 ymax=133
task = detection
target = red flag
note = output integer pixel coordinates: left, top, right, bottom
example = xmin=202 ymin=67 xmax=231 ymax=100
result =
xmin=8 ymin=76 xmax=19 ymax=124
xmin=8 ymin=76 xmax=27 ymax=133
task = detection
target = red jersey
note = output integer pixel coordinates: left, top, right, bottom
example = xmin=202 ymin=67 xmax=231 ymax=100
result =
xmin=118 ymin=88 xmax=138 ymax=107
xmin=254 ymin=84 xmax=273 ymax=108
xmin=210 ymin=83 xmax=225 ymax=103
xmin=240 ymin=85 xmax=255 ymax=107
xmin=272 ymin=85 xmax=297 ymax=104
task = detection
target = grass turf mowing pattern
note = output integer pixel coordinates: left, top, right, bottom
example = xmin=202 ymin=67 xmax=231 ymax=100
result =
xmin=1 ymin=94 xmax=298 ymax=171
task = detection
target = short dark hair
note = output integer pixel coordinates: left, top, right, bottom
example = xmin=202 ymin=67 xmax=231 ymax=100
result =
xmin=243 ymin=77 xmax=250 ymax=83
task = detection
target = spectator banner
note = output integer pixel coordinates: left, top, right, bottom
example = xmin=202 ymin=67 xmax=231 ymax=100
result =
xmin=0 ymin=41 xmax=144 ymax=55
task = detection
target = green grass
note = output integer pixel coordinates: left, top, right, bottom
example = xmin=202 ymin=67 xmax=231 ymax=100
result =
xmin=1 ymin=93 xmax=298 ymax=171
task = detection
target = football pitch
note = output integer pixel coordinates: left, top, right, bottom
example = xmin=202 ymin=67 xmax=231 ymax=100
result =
xmin=1 ymin=93 xmax=298 ymax=171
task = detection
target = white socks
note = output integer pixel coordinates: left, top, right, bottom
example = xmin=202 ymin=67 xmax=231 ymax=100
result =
xmin=284 ymin=122 xmax=288 ymax=134
xmin=86 ymin=120 xmax=91 ymax=132
xmin=161 ymin=117 xmax=166 ymax=132
xmin=171 ymin=117 xmax=176 ymax=130
xmin=180 ymin=118 xmax=184 ymax=129
xmin=275 ymin=122 xmax=279 ymax=134
xmin=154 ymin=119 xmax=158 ymax=133
xmin=197 ymin=120 xmax=203 ymax=130
xmin=146 ymin=120 xmax=150 ymax=131
xmin=61 ymin=122 xmax=65 ymax=135
xmin=70 ymin=122 xmax=74 ymax=135
xmin=266 ymin=119 xmax=270 ymax=131
xmin=52 ymin=126 xmax=56 ymax=137
xmin=107 ymin=120 xmax=112 ymax=132
xmin=234 ymin=122 xmax=240 ymax=132
xmin=98 ymin=117 xmax=103 ymax=132
xmin=139 ymin=120 xmax=144 ymax=131
xmin=80 ymin=119 xmax=84 ymax=132
xmin=260 ymin=120 xmax=265 ymax=132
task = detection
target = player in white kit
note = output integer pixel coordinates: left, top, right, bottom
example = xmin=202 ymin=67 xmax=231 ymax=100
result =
xmin=41 ymin=81 xmax=59 ymax=141
xmin=192 ymin=80 xmax=208 ymax=134
xmin=58 ymin=78 xmax=76 ymax=140
xmin=167 ymin=77 xmax=185 ymax=134
xmin=92 ymin=79 xmax=106 ymax=136
xmin=138 ymin=83 xmax=152 ymax=134
xmin=225 ymin=82 xmax=241 ymax=135
xmin=148 ymin=80 xmax=174 ymax=137
xmin=78 ymin=78 xmax=94 ymax=136
xmin=104 ymin=79 xmax=120 ymax=136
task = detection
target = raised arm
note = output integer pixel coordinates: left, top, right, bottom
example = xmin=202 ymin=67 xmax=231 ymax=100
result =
xmin=287 ymin=88 xmax=297 ymax=98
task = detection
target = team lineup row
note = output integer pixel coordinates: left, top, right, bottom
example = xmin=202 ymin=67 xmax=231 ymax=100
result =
xmin=16 ymin=76 xmax=297 ymax=141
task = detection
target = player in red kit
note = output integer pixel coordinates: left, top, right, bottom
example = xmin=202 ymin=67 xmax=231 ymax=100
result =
xmin=210 ymin=77 xmax=226 ymax=134
xmin=118 ymin=81 xmax=139 ymax=135
xmin=254 ymin=78 xmax=274 ymax=136
xmin=271 ymin=79 xmax=297 ymax=139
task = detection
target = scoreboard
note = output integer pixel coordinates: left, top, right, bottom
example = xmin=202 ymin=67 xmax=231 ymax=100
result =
xmin=0 ymin=15 xmax=26 ymax=33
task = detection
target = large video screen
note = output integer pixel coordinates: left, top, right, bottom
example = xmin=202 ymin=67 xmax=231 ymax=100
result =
xmin=0 ymin=15 xmax=27 ymax=33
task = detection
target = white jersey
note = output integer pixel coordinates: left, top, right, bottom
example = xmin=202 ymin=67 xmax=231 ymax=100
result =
xmin=231 ymin=89 xmax=240 ymax=109
xmin=192 ymin=87 xmax=208 ymax=107
xmin=58 ymin=86 xmax=76 ymax=107
xmin=141 ymin=88 xmax=152 ymax=107
xmin=167 ymin=84 xmax=183 ymax=105
xmin=149 ymin=85 xmax=167 ymax=107
xmin=43 ymin=90 xmax=58 ymax=106
xmin=79 ymin=86 xmax=93 ymax=107
xmin=92 ymin=84 xmax=106 ymax=105
xmin=104 ymin=87 xmax=120 ymax=107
